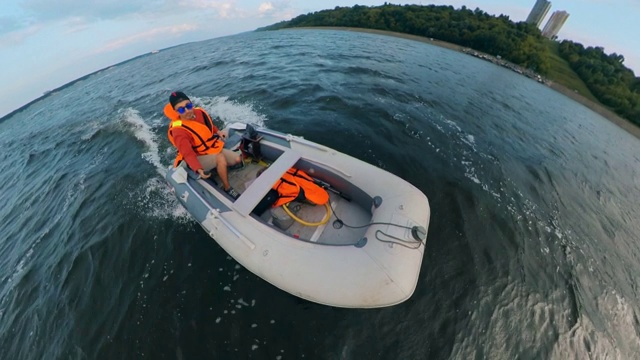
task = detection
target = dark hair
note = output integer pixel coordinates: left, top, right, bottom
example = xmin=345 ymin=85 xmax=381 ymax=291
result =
xmin=169 ymin=91 xmax=190 ymax=108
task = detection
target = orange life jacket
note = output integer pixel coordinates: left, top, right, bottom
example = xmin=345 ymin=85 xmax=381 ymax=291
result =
xmin=272 ymin=168 xmax=329 ymax=208
xmin=164 ymin=103 xmax=224 ymax=167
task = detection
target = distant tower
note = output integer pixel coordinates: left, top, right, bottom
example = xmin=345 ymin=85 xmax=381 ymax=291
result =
xmin=526 ymin=0 xmax=552 ymax=28
xmin=542 ymin=11 xmax=570 ymax=39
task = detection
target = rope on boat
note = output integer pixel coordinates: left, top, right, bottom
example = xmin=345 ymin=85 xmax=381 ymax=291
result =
xmin=328 ymin=202 xmax=426 ymax=249
xmin=283 ymin=202 xmax=332 ymax=227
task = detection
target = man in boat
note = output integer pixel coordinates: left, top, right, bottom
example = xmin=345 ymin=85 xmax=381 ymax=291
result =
xmin=164 ymin=91 xmax=242 ymax=199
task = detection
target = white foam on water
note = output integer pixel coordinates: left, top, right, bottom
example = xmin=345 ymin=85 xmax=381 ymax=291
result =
xmin=80 ymin=120 xmax=106 ymax=141
xmin=118 ymin=107 xmax=193 ymax=223
xmin=134 ymin=177 xmax=192 ymax=224
xmin=461 ymin=134 xmax=477 ymax=152
xmin=120 ymin=108 xmax=166 ymax=177
xmin=461 ymin=160 xmax=481 ymax=184
xmin=443 ymin=118 xmax=462 ymax=132
xmin=434 ymin=115 xmax=489 ymax=192
xmin=190 ymin=96 xmax=267 ymax=128
xmin=117 ymin=98 xmax=268 ymax=222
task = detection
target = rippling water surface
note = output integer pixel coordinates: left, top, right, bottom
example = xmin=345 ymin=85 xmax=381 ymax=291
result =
xmin=1 ymin=29 xmax=639 ymax=359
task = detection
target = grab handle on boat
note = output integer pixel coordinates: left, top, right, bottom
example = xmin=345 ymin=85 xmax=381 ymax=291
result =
xmin=313 ymin=178 xmax=351 ymax=202
xmin=259 ymin=128 xmax=328 ymax=152
xmin=210 ymin=209 xmax=256 ymax=250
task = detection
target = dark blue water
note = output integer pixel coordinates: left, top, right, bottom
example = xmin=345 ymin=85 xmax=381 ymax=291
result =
xmin=1 ymin=29 xmax=639 ymax=359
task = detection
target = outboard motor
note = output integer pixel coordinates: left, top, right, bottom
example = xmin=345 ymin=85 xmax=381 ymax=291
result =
xmin=240 ymin=124 xmax=262 ymax=161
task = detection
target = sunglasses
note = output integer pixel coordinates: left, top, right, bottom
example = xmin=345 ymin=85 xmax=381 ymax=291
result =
xmin=176 ymin=102 xmax=193 ymax=114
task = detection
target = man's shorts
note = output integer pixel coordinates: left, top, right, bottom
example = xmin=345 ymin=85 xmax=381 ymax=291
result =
xmin=197 ymin=149 xmax=240 ymax=171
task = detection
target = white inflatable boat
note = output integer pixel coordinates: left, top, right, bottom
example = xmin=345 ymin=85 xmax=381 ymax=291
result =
xmin=165 ymin=123 xmax=430 ymax=308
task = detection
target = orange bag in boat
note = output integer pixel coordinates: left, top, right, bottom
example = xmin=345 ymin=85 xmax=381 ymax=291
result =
xmin=272 ymin=168 xmax=329 ymax=207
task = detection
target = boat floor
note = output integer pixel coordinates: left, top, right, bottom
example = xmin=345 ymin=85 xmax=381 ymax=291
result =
xmin=214 ymin=160 xmax=371 ymax=246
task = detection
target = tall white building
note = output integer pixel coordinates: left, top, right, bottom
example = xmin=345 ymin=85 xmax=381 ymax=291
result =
xmin=542 ymin=11 xmax=570 ymax=39
xmin=526 ymin=0 xmax=552 ymax=28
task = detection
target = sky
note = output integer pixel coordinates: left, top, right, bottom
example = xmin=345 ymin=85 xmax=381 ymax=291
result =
xmin=1 ymin=0 xmax=638 ymax=118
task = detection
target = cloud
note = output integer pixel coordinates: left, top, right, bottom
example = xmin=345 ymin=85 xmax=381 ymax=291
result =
xmin=257 ymin=1 xmax=296 ymax=20
xmin=20 ymin=0 xmax=153 ymax=21
xmin=0 ymin=24 xmax=42 ymax=46
xmin=177 ymin=0 xmax=241 ymax=18
xmin=0 ymin=16 xmax=24 ymax=34
xmin=61 ymin=16 xmax=91 ymax=34
xmin=175 ymin=0 xmax=290 ymax=20
xmin=259 ymin=2 xmax=274 ymax=15
xmin=94 ymin=24 xmax=198 ymax=54
xmin=1 ymin=0 xmax=167 ymax=40
xmin=93 ymin=23 xmax=198 ymax=54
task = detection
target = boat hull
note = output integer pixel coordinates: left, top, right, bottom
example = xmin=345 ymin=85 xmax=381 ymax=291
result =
xmin=166 ymin=123 xmax=430 ymax=308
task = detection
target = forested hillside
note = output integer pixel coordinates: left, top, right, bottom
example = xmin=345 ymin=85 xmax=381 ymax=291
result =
xmin=559 ymin=41 xmax=640 ymax=123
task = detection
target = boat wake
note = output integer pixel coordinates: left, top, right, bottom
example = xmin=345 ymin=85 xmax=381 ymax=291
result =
xmin=120 ymin=108 xmax=167 ymax=177
xmin=120 ymin=97 xmax=268 ymax=223
xmin=191 ymin=95 xmax=267 ymax=128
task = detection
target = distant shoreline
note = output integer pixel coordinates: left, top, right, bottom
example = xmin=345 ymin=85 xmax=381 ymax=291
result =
xmin=285 ymin=27 xmax=640 ymax=139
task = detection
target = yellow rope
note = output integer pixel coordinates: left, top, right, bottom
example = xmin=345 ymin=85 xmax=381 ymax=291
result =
xmin=251 ymin=156 xmax=331 ymax=227
xmin=282 ymin=202 xmax=331 ymax=227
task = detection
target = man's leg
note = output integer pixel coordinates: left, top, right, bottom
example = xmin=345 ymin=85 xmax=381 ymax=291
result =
xmin=197 ymin=151 xmax=240 ymax=191
xmin=215 ymin=154 xmax=231 ymax=190
xmin=221 ymin=149 xmax=241 ymax=166
xmin=197 ymin=153 xmax=218 ymax=172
